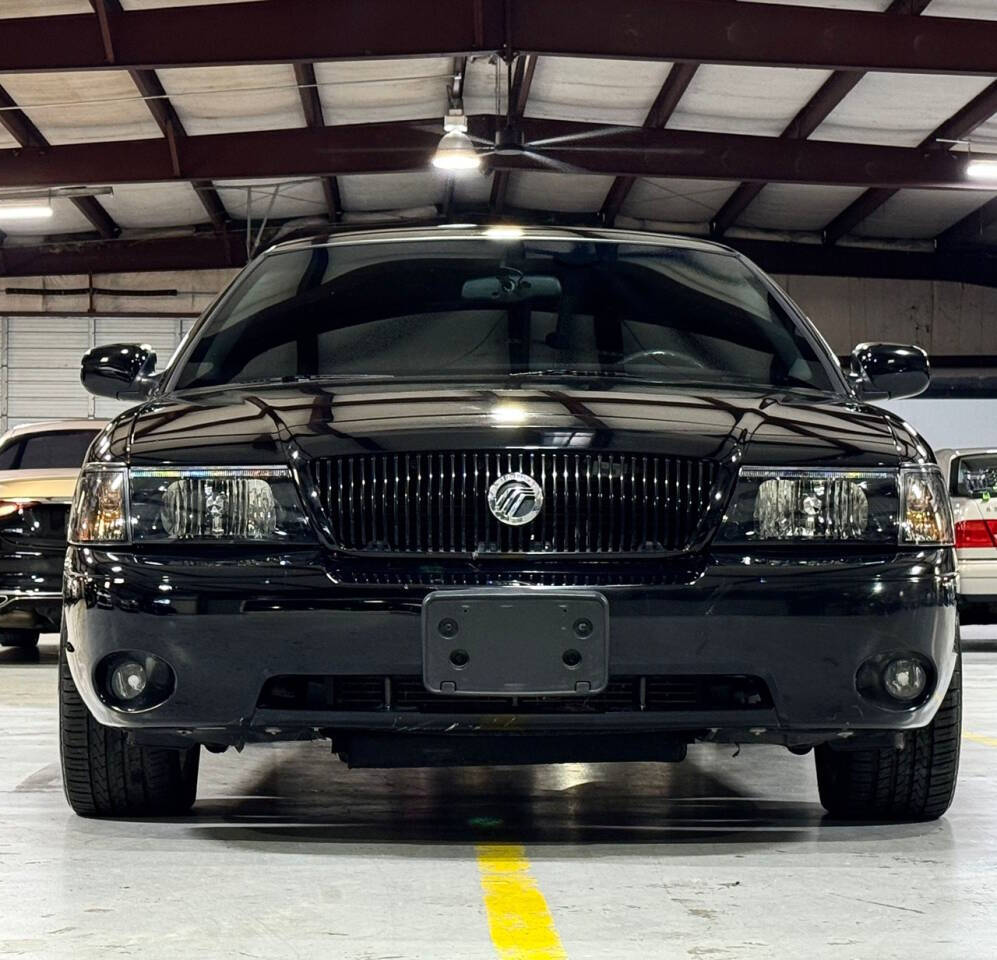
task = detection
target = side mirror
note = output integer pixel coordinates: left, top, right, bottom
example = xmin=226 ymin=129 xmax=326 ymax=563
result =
xmin=81 ymin=343 xmax=158 ymax=400
xmin=849 ymin=342 xmax=929 ymax=401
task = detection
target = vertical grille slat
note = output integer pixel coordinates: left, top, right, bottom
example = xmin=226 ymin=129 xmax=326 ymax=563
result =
xmin=313 ymin=451 xmax=716 ymax=555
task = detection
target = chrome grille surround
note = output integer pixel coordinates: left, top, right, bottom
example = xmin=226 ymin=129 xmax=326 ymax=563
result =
xmin=308 ymin=450 xmax=718 ymax=557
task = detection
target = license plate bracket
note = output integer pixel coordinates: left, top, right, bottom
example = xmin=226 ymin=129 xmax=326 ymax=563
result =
xmin=422 ymin=589 xmax=609 ymax=696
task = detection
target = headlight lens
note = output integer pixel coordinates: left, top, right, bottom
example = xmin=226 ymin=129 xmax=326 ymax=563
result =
xmin=70 ymin=466 xmax=129 ymax=543
xmin=70 ymin=465 xmax=314 ymax=544
xmin=719 ymin=465 xmax=952 ymax=545
xmin=900 ymin=467 xmax=954 ymax=545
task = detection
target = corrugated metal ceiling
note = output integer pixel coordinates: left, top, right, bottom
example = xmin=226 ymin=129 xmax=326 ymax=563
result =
xmin=0 ymin=0 xmax=996 ymax=260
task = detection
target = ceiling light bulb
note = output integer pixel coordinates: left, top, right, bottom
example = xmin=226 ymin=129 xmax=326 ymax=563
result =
xmin=432 ymin=129 xmax=480 ymax=172
xmin=966 ymin=159 xmax=997 ymax=181
xmin=0 ymin=204 xmax=53 ymax=221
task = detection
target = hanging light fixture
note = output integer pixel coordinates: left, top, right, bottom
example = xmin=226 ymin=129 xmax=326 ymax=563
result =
xmin=432 ymin=129 xmax=480 ymax=171
xmin=432 ymin=105 xmax=480 ymax=172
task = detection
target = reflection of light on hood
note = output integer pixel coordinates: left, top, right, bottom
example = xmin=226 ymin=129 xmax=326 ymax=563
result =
xmin=485 ymin=225 xmax=524 ymax=240
xmin=491 ymin=405 xmax=527 ymax=424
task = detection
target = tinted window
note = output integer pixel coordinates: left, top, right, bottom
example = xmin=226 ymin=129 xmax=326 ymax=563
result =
xmin=176 ymin=239 xmax=836 ymax=394
xmin=954 ymin=453 xmax=997 ymax=497
xmin=17 ymin=431 xmax=99 ymax=469
xmin=0 ymin=441 xmax=20 ymax=470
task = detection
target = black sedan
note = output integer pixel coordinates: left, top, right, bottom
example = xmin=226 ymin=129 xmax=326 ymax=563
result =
xmin=60 ymin=227 xmax=959 ymax=821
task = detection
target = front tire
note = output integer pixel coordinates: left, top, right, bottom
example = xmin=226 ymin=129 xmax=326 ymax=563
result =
xmin=815 ymin=653 xmax=961 ymax=822
xmin=59 ymin=636 xmax=199 ymax=818
xmin=0 ymin=629 xmax=40 ymax=648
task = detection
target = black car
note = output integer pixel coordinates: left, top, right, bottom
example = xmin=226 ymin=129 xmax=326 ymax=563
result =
xmin=0 ymin=419 xmax=106 ymax=649
xmin=61 ymin=227 xmax=959 ymax=821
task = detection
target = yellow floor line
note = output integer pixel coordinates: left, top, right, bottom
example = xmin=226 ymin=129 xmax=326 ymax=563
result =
xmin=475 ymin=843 xmax=568 ymax=960
xmin=964 ymin=732 xmax=997 ymax=748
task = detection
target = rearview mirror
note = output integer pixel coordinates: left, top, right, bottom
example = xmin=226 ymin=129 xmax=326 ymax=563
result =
xmin=461 ymin=272 xmax=562 ymax=302
xmin=849 ymin=342 xmax=929 ymax=400
xmin=81 ymin=343 xmax=158 ymax=400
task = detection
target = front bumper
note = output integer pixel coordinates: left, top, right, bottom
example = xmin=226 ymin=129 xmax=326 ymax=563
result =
xmin=62 ymin=546 xmax=959 ymax=750
xmin=0 ymin=546 xmax=65 ymax=632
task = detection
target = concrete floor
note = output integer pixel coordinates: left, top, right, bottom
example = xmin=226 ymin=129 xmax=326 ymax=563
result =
xmin=1 ymin=634 xmax=996 ymax=960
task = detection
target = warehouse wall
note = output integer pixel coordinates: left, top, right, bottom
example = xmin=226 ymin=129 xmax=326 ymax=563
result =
xmin=772 ymin=274 xmax=997 ymax=357
xmin=0 ymin=270 xmax=237 ymax=431
xmin=0 ymin=268 xmax=995 ymax=432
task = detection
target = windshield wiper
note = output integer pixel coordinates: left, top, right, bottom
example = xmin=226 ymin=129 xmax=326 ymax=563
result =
xmin=507 ymin=368 xmax=664 ymax=381
xmin=506 ymin=369 xmax=833 ymax=394
xmin=234 ymin=374 xmax=397 ymax=386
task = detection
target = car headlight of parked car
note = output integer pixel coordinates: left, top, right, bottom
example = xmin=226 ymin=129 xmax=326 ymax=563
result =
xmin=720 ymin=465 xmax=953 ymax=545
xmin=69 ymin=465 xmax=314 ymax=544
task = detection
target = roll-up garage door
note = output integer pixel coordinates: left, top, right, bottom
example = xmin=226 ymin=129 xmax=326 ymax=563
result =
xmin=1 ymin=316 xmax=191 ymax=431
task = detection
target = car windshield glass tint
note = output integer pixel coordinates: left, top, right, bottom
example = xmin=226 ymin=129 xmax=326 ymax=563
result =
xmin=0 ymin=441 xmax=19 ymax=470
xmin=17 ymin=431 xmax=99 ymax=469
xmin=174 ymin=239 xmax=836 ymax=393
xmin=955 ymin=454 xmax=997 ymax=497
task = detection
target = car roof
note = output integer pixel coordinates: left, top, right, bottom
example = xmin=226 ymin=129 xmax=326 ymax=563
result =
xmin=262 ymin=224 xmax=743 ymax=259
xmin=0 ymin=419 xmax=107 ymax=444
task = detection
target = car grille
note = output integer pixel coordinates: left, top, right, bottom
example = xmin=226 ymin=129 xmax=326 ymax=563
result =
xmin=257 ymin=674 xmax=773 ymax=714
xmin=308 ymin=451 xmax=718 ymax=556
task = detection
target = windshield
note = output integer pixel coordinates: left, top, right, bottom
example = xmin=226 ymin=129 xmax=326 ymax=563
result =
xmin=174 ymin=238 xmax=837 ymax=393
xmin=953 ymin=453 xmax=997 ymax=497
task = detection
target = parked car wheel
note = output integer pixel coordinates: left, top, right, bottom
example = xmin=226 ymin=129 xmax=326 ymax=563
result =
xmin=59 ymin=634 xmax=199 ymax=818
xmin=0 ymin=629 xmax=39 ymax=648
xmin=815 ymin=649 xmax=961 ymax=822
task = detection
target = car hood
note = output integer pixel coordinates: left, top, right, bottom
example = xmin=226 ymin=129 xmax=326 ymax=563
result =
xmin=121 ymin=382 xmax=916 ymax=469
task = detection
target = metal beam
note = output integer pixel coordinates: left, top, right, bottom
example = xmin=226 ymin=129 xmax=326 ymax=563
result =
xmin=0 ymin=84 xmax=45 ymax=148
xmin=937 ymin=196 xmax=997 ymax=248
xmin=601 ymin=62 xmax=699 ymax=225
xmin=5 ymin=118 xmax=997 ymax=192
xmin=511 ymin=0 xmax=997 ymax=75
xmin=0 ymin=231 xmax=247 ymax=276
xmin=711 ymin=72 xmax=865 ymax=236
xmin=823 ymin=78 xmax=997 ymax=243
xmin=0 ymin=81 xmax=119 ymax=239
xmin=721 ymin=237 xmax=997 ymax=288
xmin=4 ymin=222 xmax=997 ymax=290
xmin=711 ymin=0 xmax=934 ymax=238
xmin=490 ymin=55 xmax=538 ymax=214
xmin=0 ymin=0 xmax=501 ymax=72
xmin=92 ymin=0 xmax=229 ymax=232
xmin=6 ymin=0 xmax=997 ymax=76
xmin=292 ymin=61 xmax=341 ymax=222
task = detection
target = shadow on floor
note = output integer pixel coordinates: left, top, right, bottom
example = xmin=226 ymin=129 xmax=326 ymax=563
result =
xmin=0 ymin=641 xmax=57 ymax=666
xmin=186 ymin=745 xmax=950 ymax=853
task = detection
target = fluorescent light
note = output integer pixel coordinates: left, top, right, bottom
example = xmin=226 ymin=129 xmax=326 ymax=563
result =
xmin=0 ymin=204 xmax=53 ymax=221
xmin=485 ymin=225 xmax=524 ymax=239
xmin=966 ymin=159 xmax=997 ymax=181
xmin=432 ymin=129 xmax=480 ymax=172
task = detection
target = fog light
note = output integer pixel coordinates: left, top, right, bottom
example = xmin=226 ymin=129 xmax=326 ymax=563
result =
xmin=99 ymin=651 xmax=175 ymax=711
xmin=110 ymin=661 xmax=147 ymax=700
xmin=882 ymin=658 xmax=927 ymax=702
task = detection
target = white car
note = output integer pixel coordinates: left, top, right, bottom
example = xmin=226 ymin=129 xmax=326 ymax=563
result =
xmin=936 ymin=447 xmax=997 ymax=623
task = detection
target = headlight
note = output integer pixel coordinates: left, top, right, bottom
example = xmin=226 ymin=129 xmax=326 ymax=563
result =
xmin=70 ymin=466 xmax=129 ymax=543
xmin=719 ymin=465 xmax=953 ymax=545
xmin=70 ymin=465 xmax=314 ymax=544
